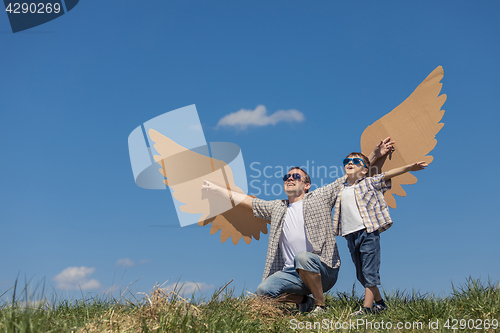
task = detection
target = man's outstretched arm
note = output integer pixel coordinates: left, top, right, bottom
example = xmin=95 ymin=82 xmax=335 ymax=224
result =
xmin=201 ymin=180 xmax=253 ymax=209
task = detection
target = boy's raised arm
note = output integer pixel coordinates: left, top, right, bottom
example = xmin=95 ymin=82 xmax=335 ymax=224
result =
xmin=367 ymin=137 xmax=395 ymax=165
xmin=384 ymin=161 xmax=428 ymax=180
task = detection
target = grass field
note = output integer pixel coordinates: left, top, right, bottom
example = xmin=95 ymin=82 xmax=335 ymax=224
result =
xmin=0 ymin=277 xmax=498 ymax=332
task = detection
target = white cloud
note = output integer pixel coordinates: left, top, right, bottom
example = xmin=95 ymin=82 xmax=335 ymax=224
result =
xmin=217 ymin=105 xmax=305 ymax=129
xmin=115 ymin=258 xmax=150 ymax=267
xmin=163 ymin=281 xmax=215 ymax=296
xmin=79 ymin=279 xmax=101 ymax=290
xmin=53 ymin=266 xmax=101 ymax=290
xmin=116 ymin=258 xmax=135 ymax=267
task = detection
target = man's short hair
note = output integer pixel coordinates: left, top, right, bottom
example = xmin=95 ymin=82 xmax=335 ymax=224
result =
xmin=288 ymin=167 xmax=311 ymax=193
xmin=345 ymin=152 xmax=370 ymax=169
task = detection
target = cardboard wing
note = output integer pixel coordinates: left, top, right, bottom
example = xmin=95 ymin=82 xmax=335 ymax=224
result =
xmin=150 ymin=129 xmax=268 ymax=245
xmin=360 ymin=66 xmax=446 ymax=208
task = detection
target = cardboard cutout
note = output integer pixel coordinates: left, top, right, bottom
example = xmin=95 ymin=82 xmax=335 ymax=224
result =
xmin=149 ymin=66 xmax=445 ymax=244
xmin=360 ymin=66 xmax=446 ymax=208
xmin=149 ymin=129 xmax=268 ymax=245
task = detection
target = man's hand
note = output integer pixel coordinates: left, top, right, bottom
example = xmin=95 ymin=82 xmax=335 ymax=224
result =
xmin=201 ymin=180 xmax=226 ymax=197
xmin=202 ymin=180 xmax=254 ymax=209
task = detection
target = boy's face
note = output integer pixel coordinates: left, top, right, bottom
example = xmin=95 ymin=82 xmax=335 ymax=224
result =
xmin=344 ymin=156 xmax=368 ymax=179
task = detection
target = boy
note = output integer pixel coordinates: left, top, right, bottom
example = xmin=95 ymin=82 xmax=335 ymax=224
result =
xmin=332 ymin=152 xmax=427 ymax=315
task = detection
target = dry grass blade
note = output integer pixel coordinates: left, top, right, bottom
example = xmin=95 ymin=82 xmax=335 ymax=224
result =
xmin=139 ymin=283 xmax=200 ymax=320
xmin=77 ymin=283 xmax=202 ymax=332
xmin=242 ymin=292 xmax=296 ymax=325
xmin=204 ymin=279 xmax=233 ymax=309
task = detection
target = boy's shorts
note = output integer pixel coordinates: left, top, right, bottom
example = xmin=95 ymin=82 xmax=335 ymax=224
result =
xmin=345 ymin=229 xmax=380 ymax=288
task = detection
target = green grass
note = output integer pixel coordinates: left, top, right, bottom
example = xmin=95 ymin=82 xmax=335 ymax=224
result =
xmin=0 ymin=277 xmax=498 ymax=332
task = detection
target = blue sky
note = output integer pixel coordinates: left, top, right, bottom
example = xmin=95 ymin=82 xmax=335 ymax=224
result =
xmin=1 ymin=1 xmax=499 ymax=301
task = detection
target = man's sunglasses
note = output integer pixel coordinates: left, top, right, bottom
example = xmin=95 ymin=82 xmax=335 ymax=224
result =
xmin=343 ymin=158 xmax=367 ymax=168
xmin=282 ymin=173 xmax=303 ymax=182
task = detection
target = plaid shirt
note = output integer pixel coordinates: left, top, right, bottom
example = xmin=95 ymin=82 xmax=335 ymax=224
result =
xmin=252 ymin=175 xmax=346 ymax=281
xmin=332 ymin=173 xmax=392 ymax=236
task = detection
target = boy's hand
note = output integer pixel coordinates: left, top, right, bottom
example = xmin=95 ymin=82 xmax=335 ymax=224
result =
xmin=373 ymin=137 xmax=396 ymax=158
xmin=385 ymin=161 xmax=428 ymax=180
xmin=408 ymin=161 xmax=428 ymax=171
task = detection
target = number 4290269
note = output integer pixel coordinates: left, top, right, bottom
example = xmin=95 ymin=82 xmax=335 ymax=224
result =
xmin=443 ymin=318 xmax=498 ymax=330
xmin=5 ymin=3 xmax=61 ymax=14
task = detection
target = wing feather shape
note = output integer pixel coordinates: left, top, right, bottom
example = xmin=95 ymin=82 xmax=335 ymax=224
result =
xmin=149 ymin=129 xmax=268 ymax=245
xmin=360 ymin=66 xmax=446 ymax=208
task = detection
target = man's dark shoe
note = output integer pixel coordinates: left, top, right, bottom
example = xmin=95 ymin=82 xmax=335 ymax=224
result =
xmin=297 ymin=295 xmax=315 ymax=313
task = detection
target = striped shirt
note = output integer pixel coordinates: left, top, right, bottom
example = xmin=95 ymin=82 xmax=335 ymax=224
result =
xmin=252 ymin=175 xmax=346 ymax=281
xmin=332 ymin=173 xmax=392 ymax=236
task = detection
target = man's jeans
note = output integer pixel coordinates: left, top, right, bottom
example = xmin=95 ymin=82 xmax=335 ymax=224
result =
xmin=255 ymin=252 xmax=339 ymax=297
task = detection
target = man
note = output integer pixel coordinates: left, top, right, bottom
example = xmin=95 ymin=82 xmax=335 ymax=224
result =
xmin=202 ymin=138 xmax=394 ymax=315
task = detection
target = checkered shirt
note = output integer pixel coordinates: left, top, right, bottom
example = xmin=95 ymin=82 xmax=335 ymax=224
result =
xmin=252 ymin=175 xmax=346 ymax=281
xmin=332 ymin=173 xmax=393 ymax=236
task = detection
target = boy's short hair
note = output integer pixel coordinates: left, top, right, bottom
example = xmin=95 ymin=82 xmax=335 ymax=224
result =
xmin=346 ymin=152 xmax=370 ymax=169
xmin=288 ymin=167 xmax=311 ymax=193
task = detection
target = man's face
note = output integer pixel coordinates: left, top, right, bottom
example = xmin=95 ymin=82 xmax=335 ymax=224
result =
xmin=344 ymin=156 xmax=367 ymax=178
xmin=283 ymin=169 xmax=311 ymax=196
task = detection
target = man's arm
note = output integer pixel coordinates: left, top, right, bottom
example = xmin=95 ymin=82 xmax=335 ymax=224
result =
xmin=384 ymin=161 xmax=428 ymax=180
xmin=201 ymin=180 xmax=253 ymax=209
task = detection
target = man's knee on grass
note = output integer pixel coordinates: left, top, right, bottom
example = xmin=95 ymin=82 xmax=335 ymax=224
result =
xmin=256 ymin=281 xmax=280 ymax=298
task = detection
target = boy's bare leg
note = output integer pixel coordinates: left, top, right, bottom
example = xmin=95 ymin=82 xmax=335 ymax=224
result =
xmin=364 ymin=286 xmax=382 ymax=308
xmin=297 ymin=269 xmax=325 ymax=306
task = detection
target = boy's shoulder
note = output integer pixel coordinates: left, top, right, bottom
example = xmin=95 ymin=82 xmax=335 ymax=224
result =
xmin=352 ymin=173 xmax=386 ymax=188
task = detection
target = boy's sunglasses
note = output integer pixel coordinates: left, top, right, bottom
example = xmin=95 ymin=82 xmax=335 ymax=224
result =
xmin=282 ymin=173 xmax=303 ymax=182
xmin=343 ymin=158 xmax=367 ymax=168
